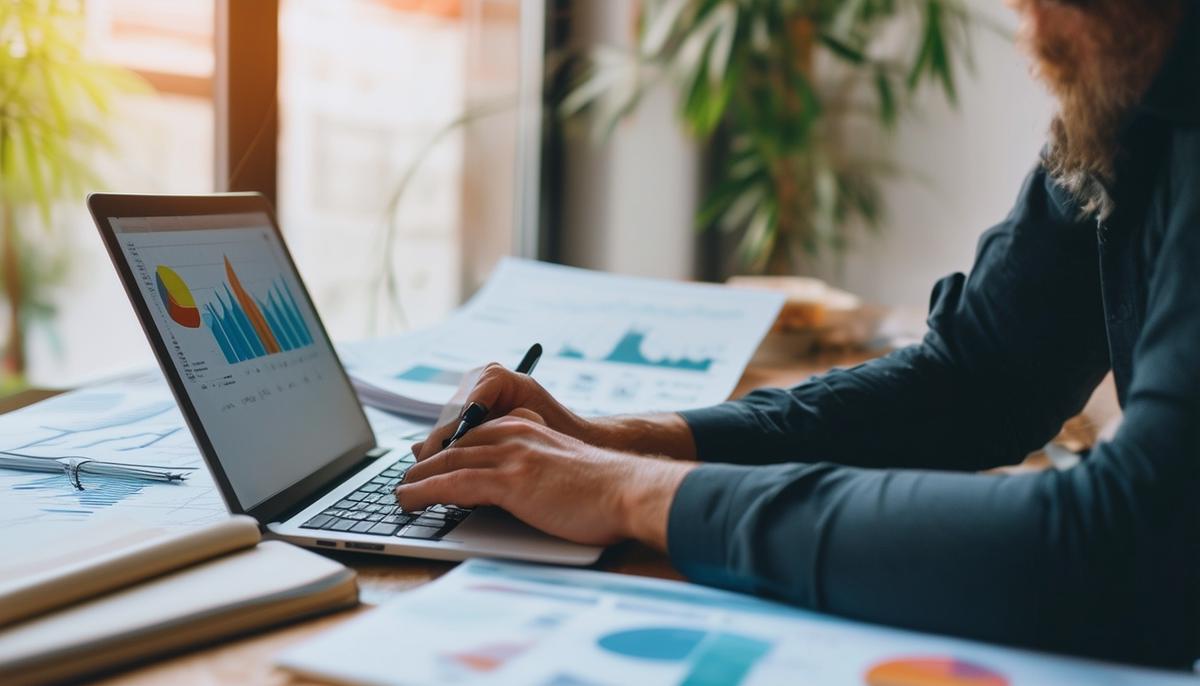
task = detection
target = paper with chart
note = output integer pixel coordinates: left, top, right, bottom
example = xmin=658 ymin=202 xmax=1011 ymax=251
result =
xmin=0 ymin=372 xmax=430 ymax=545
xmin=340 ymin=258 xmax=785 ymax=419
xmin=278 ymin=559 xmax=1192 ymax=686
xmin=0 ymin=372 xmax=223 ymax=540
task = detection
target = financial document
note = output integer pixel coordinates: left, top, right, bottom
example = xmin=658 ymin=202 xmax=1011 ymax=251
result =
xmin=340 ymin=259 xmax=785 ymax=419
xmin=0 ymin=372 xmax=429 ymax=541
xmin=279 ymin=559 xmax=1196 ymax=686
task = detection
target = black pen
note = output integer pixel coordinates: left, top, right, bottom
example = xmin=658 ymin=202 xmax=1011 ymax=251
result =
xmin=441 ymin=343 xmax=542 ymax=449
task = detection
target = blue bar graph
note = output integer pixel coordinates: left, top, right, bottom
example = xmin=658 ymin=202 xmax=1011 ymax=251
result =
xmin=202 ymin=275 xmax=314 ymax=364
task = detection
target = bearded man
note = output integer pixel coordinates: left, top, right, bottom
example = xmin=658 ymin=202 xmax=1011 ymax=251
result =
xmin=396 ymin=0 xmax=1200 ymax=668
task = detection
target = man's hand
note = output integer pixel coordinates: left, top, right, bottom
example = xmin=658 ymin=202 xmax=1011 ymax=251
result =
xmin=412 ymin=363 xmax=590 ymax=461
xmin=412 ymin=363 xmax=699 ymax=463
xmin=396 ymin=409 xmax=695 ymax=548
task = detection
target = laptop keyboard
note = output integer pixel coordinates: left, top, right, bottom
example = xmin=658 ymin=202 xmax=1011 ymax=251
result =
xmin=299 ymin=456 xmax=471 ymax=541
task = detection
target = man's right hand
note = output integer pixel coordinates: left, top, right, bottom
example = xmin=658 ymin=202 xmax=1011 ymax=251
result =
xmin=410 ymin=362 xmax=699 ymax=463
xmin=412 ymin=363 xmax=591 ymax=461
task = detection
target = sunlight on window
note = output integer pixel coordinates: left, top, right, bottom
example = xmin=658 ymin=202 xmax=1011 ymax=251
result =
xmin=17 ymin=0 xmax=525 ymax=390
xmin=279 ymin=0 xmax=523 ymax=341
xmin=23 ymin=1 xmax=215 ymax=388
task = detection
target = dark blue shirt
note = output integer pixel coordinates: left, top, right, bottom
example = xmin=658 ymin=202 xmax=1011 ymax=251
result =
xmin=671 ymin=4 xmax=1200 ymax=669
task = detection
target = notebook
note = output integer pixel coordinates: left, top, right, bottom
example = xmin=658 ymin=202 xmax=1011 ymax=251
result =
xmin=0 ymin=516 xmax=357 ymax=685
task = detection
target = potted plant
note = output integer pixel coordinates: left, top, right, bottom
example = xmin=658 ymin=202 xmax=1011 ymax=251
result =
xmin=561 ymin=0 xmax=978 ymax=275
xmin=0 ymin=0 xmax=141 ymax=389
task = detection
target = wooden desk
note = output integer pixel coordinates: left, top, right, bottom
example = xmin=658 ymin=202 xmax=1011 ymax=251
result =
xmin=0 ymin=355 xmax=837 ymax=686
xmin=16 ymin=350 xmax=1095 ymax=685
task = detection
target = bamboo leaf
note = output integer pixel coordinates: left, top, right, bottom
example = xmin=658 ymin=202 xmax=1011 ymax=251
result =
xmin=875 ymin=67 xmax=897 ymax=128
xmin=832 ymin=0 xmax=869 ymax=37
xmin=818 ymin=33 xmax=866 ymax=64
xmin=18 ymin=119 xmax=52 ymax=226
xmin=706 ymin=3 xmax=738 ymax=85
xmin=641 ymin=0 xmax=691 ymax=57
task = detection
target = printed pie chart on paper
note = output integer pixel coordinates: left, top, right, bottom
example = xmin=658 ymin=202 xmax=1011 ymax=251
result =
xmin=865 ymin=656 xmax=1009 ymax=686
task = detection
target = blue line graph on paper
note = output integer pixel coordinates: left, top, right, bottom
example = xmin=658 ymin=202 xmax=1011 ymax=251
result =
xmin=14 ymin=474 xmax=151 ymax=513
xmin=7 ymin=398 xmax=177 ymax=452
xmin=0 ymin=373 xmax=228 ymax=532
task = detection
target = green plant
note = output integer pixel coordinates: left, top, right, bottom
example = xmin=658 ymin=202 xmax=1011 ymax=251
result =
xmin=561 ymin=0 xmax=978 ymax=274
xmin=0 ymin=0 xmax=141 ymax=385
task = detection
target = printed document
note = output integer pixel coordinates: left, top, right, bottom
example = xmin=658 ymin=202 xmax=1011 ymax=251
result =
xmin=340 ymin=258 xmax=785 ymax=419
xmin=0 ymin=372 xmax=429 ymax=541
xmin=279 ymin=559 xmax=1196 ymax=686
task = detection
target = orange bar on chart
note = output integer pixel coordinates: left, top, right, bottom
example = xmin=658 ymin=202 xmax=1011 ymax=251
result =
xmin=224 ymin=256 xmax=281 ymax=354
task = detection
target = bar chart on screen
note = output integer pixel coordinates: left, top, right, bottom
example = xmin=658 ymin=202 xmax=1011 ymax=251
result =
xmin=120 ymin=226 xmax=328 ymax=404
xmin=199 ymin=257 xmax=314 ymax=364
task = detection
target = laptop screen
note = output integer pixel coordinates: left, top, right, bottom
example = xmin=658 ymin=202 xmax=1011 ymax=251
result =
xmin=110 ymin=211 xmax=373 ymax=510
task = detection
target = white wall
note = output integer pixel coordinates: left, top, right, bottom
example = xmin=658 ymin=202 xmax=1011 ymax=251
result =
xmin=560 ymin=0 xmax=700 ymax=281
xmin=820 ymin=2 xmax=1056 ymax=306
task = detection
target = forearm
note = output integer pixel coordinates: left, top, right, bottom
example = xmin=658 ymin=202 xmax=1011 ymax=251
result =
xmin=584 ymin=413 xmax=697 ymax=461
xmin=615 ymin=457 xmax=696 ymax=550
xmin=666 ymin=452 xmax=1198 ymax=668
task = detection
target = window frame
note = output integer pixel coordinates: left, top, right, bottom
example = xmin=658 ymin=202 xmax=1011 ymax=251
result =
xmin=214 ymin=0 xmax=279 ymax=206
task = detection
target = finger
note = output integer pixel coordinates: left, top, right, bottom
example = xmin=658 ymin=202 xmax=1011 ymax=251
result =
xmin=409 ymin=441 xmax=424 ymax=459
xmin=441 ymin=414 xmax=545 ymax=451
xmin=507 ymin=407 xmax=547 ymax=426
xmin=395 ymin=469 xmax=502 ymax=512
xmin=402 ymin=445 xmax=506 ymax=485
xmin=417 ymin=363 xmax=512 ymax=461
xmin=416 ymin=423 xmax=453 ymax=462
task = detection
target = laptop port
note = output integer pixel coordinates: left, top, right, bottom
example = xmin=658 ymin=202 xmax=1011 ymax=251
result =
xmin=345 ymin=541 xmax=384 ymax=551
xmin=314 ymin=540 xmax=337 ymax=547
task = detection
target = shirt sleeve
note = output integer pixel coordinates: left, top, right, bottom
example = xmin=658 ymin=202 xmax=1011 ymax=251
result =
xmin=668 ymin=158 xmax=1200 ymax=668
xmin=680 ymin=166 xmax=1111 ymax=471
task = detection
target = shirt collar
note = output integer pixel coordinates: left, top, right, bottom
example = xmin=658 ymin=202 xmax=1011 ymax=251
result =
xmin=1135 ymin=0 xmax=1200 ymax=126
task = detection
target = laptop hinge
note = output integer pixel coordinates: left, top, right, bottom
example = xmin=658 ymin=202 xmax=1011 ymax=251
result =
xmin=277 ymin=447 xmax=392 ymax=523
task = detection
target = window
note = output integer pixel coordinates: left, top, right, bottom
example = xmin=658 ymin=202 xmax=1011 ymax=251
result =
xmin=277 ymin=0 xmax=534 ymax=340
xmin=24 ymin=0 xmax=216 ymax=386
xmin=18 ymin=0 xmax=540 ymax=389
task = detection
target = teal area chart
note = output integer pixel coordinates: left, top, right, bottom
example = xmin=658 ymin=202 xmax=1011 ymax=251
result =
xmin=558 ymin=330 xmax=714 ymax=372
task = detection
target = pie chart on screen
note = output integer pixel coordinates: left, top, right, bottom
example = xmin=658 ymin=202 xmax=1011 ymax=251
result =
xmin=155 ymin=265 xmax=201 ymax=328
xmin=865 ymin=656 xmax=1009 ymax=686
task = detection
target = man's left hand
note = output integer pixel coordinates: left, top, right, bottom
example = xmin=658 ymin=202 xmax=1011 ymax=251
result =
xmin=395 ymin=410 xmax=695 ymax=548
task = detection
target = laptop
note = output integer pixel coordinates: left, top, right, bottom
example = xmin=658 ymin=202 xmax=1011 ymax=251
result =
xmin=88 ymin=192 xmax=602 ymax=566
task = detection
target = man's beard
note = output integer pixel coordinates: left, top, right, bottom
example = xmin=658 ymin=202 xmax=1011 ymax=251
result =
xmin=1031 ymin=1 xmax=1181 ymax=220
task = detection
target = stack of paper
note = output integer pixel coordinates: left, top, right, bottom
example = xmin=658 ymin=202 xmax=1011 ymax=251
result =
xmin=278 ymin=559 xmax=1197 ymax=686
xmin=340 ymin=331 xmax=450 ymax=420
xmin=339 ymin=258 xmax=785 ymax=421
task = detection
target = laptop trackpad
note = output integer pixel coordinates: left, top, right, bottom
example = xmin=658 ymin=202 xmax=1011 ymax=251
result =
xmin=446 ymin=507 xmax=601 ymax=564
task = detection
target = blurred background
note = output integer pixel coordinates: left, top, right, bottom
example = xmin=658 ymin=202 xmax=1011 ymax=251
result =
xmin=1 ymin=0 xmax=1055 ymax=394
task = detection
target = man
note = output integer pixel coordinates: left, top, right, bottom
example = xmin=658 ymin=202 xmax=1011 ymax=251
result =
xmin=397 ymin=0 xmax=1199 ymax=669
